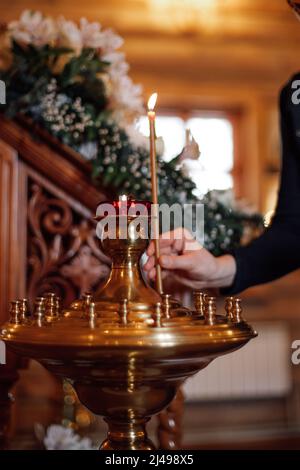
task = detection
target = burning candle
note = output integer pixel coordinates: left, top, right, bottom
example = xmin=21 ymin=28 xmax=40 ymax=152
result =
xmin=147 ymin=93 xmax=163 ymax=295
xmin=119 ymin=194 xmax=127 ymax=216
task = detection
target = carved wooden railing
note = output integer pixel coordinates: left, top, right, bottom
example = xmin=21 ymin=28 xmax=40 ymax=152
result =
xmin=0 ymin=116 xmax=183 ymax=449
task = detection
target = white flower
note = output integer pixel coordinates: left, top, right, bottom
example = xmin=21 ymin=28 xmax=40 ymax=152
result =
xmin=103 ymin=52 xmax=129 ymax=77
xmin=124 ymin=124 xmax=148 ymax=149
xmin=44 ymin=424 xmax=95 ymax=450
xmin=9 ymin=10 xmax=57 ymax=47
xmin=97 ymin=28 xmax=123 ymax=55
xmin=78 ymin=142 xmax=98 ymax=160
xmin=178 ymin=135 xmax=200 ymax=164
xmin=79 ymin=18 xmax=103 ymax=49
xmin=156 ymin=137 xmax=165 ymax=156
xmin=57 ymin=16 xmax=82 ymax=55
xmin=103 ymin=53 xmax=137 ymax=121
xmin=209 ymin=189 xmax=235 ymax=209
xmin=180 ymin=162 xmax=191 ymax=178
xmin=55 ymin=93 xmax=69 ymax=107
xmin=8 ymin=11 xmax=145 ymax=126
xmin=110 ymin=75 xmax=144 ymax=124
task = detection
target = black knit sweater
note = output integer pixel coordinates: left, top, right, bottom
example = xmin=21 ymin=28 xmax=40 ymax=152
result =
xmin=226 ymin=73 xmax=300 ymax=294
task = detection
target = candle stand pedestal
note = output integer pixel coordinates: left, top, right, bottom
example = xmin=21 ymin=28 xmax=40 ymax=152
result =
xmin=0 ymin=202 xmax=257 ymax=450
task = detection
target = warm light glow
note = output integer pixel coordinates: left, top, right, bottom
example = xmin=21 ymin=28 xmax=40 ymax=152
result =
xmin=264 ymin=210 xmax=275 ymax=228
xmin=147 ymin=92 xmax=158 ymax=111
xmin=149 ymin=0 xmax=219 ymax=31
xmin=137 ymin=115 xmax=233 ymax=193
xmin=120 ymin=195 xmax=127 ymax=201
xmin=151 ymin=0 xmax=217 ymax=8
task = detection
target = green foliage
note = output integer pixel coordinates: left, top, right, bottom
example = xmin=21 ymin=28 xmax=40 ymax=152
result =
xmin=59 ymin=48 xmax=108 ymax=109
xmin=203 ymin=191 xmax=263 ymax=255
xmin=0 ymin=39 xmax=263 ymax=255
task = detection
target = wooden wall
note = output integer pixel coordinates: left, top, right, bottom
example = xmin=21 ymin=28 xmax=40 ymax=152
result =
xmin=1 ymin=0 xmax=300 ymax=212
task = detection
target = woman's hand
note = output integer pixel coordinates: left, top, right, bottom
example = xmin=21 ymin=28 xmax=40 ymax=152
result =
xmin=143 ymin=228 xmax=237 ymax=290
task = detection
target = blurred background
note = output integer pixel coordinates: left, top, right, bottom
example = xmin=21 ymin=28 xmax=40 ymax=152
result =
xmin=2 ymin=0 xmax=300 ymax=450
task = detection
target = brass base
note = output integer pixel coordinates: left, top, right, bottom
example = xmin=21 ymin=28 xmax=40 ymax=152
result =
xmin=0 ymin=207 xmax=257 ymax=450
xmin=100 ymin=419 xmax=155 ymax=450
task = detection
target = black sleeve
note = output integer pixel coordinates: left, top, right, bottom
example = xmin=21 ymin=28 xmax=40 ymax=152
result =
xmin=223 ymin=72 xmax=300 ymax=295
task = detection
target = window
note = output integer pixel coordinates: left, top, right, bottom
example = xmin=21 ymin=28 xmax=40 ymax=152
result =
xmin=137 ymin=113 xmax=234 ymax=196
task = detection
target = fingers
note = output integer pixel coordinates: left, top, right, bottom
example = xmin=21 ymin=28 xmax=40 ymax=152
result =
xmin=147 ymin=237 xmax=175 ymax=257
xmin=159 ymin=253 xmax=195 ymax=271
xmin=143 ymin=255 xmax=155 ymax=272
xmin=170 ymin=273 xmax=209 ymax=290
xmin=147 ymin=229 xmax=191 ymax=257
xmin=144 ymin=246 xmax=175 ymax=272
xmin=145 ymin=229 xmax=201 ymax=280
xmin=147 ymin=267 xmax=169 ymax=281
xmin=148 ymin=267 xmax=156 ymax=280
xmin=143 ymin=246 xmax=178 ymax=271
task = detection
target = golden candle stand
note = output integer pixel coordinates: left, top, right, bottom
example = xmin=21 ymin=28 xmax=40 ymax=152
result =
xmin=0 ymin=201 xmax=257 ymax=450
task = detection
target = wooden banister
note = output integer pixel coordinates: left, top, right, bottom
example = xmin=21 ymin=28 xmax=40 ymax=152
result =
xmin=0 ymin=116 xmax=105 ymax=211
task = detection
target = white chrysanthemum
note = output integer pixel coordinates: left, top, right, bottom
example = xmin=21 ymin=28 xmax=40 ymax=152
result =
xmin=123 ymin=124 xmax=165 ymax=155
xmin=209 ymin=189 xmax=235 ymax=209
xmin=57 ymin=16 xmax=82 ymax=55
xmin=44 ymin=425 xmax=94 ymax=450
xmin=124 ymin=124 xmax=149 ymax=149
xmin=180 ymin=162 xmax=191 ymax=178
xmin=110 ymin=75 xmax=144 ymax=123
xmin=103 ymin=52 xmax=129 ymax=77
xmin=8 ymin=11 xmax=145 ymax=126
xmin=9 ymin=10 xmax=57 ymax=47
xmin=79 ymin=18 xmax=103 ymax=49
xmin=97 ymin=28 xmax=123 ymax=55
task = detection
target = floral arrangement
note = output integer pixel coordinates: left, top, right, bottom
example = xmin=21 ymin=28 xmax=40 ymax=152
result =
xmin=0 ymin=11 xmax=262 ymax=255
xmin=34 ymin=423 xmax=96 ymax=450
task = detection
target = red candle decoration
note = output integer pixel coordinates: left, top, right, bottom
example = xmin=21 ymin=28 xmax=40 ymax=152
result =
xmin=97 ymin=196 xmax=152 ymax=217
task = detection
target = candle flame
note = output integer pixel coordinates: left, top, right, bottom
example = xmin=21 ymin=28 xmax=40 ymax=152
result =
xmin=147 ymin=92 xmax=158 ymax=111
